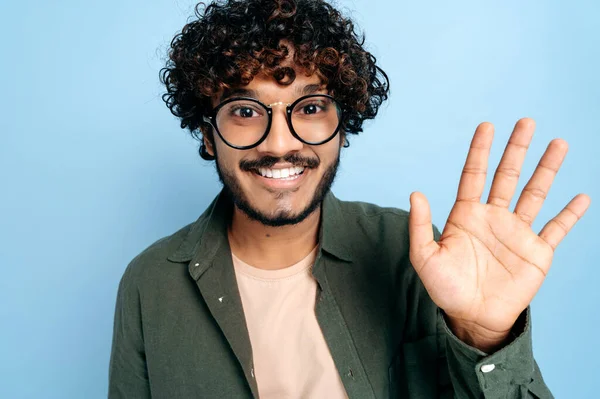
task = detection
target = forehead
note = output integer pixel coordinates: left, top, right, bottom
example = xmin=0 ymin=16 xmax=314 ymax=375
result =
xmin=247 ymin=69 xmax=322 ymax=89
xmin=216 ymin=69 xmax=325 ymax=105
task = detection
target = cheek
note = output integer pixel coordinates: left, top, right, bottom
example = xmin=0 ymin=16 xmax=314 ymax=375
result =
xmin=315 ymin=141 xmax=342 ymax=165
xmin=215 ymin=154 xmax=244 ymax=183
xmin=214 ymin=141 xmax=240 ymax=169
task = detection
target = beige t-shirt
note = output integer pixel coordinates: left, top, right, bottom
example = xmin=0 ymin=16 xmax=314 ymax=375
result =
xmin=232 ymin=248 xmax=348 ymax=399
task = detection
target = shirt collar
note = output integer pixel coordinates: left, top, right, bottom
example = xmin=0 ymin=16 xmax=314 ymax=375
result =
xmin=167 ymin=188 xmax=353 ymax=265
xmin=319 ymin=190 xmax=354 ymax=262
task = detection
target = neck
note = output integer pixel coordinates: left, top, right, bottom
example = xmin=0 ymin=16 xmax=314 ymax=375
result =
xmin=228 ymin=206 xmax=321 ymax=270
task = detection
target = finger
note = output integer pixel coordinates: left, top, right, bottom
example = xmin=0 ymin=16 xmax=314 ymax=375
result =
xmin=456 ymin=122 xmax=494 ymax=203
xmin=487 ymin=118 xmax=535 ymax=208
xmin=539 ymin=194 xmax=591 ymax=250
xmin=409 ymin=192 xmax=440 ymax=270
xmin=514 ymin=139 xmax=569 ymax=225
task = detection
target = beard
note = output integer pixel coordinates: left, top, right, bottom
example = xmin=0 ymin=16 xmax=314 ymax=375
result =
xmin=214 ymin=151 xmax=341 ymax=227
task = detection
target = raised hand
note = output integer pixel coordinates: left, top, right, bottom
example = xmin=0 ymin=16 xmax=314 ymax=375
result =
xmin=408 ymin=118 xmax=590 ymax=352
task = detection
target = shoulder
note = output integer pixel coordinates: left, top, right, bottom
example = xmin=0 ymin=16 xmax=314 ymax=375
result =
xmin=337 ymin=198 xmax=410 ymax=225
xmin=335 ymin=197 xmax=412 ymax=248
xmin=117 ymin=222 xmax=195 ymax=293
xmin=332 ymin=196 xmax=441 ymax=249
xmin=327 ymin=195 xmax=440 ymax=276
xmin=321 ymin=195 xmax=414 ymax=271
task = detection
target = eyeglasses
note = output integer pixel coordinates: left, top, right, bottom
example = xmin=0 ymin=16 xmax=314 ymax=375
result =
xmin=203 ymin=94 xmax=344 ymax=150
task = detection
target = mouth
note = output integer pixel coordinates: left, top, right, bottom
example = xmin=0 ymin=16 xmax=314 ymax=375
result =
xmin=249 ymin=165 xmax=309 ymax=189
xmin=252 ymin=166 xmax=306 ymax=180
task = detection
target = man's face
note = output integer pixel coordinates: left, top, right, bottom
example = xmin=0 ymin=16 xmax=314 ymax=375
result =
xmin=205 ymin=70 xmax=343 ymax=227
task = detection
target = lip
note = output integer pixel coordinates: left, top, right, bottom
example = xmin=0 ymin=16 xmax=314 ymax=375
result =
xmin=251 ymin=168 xmax=308 ymax=190
xmin=268 ymin=162 xmax=303 ymax=169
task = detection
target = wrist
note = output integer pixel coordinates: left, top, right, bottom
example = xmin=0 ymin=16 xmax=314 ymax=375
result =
xmin=444 ymin=314 xmax=513 ymax=353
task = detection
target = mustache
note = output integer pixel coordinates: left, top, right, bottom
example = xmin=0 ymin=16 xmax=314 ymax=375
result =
xmin=239 ymin=153 xmax=320 ymax=171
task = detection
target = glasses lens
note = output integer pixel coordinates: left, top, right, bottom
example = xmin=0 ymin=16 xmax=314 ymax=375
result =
xmin=291 ymin=96 xmax=341 ymax=144
xmin=215 ymin=100 xmax=268 ymax=147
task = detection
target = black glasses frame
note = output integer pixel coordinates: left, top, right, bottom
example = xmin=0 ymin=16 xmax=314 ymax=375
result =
xmin=202 ymin=94 xmax=345 ymax=150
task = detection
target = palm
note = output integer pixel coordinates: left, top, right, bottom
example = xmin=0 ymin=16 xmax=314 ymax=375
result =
xmin=418 ymin=201 xmax=553 ymax=333
xmin=409 ymin=118 xmax=590 ymax=335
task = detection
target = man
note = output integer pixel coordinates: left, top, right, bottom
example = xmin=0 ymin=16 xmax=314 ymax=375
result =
xmin=109 ymin=0 xmax=590 ymax=397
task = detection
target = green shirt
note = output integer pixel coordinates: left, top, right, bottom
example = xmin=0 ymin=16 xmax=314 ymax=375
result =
xmin=109 ymin=190 xmax=553 ymax=398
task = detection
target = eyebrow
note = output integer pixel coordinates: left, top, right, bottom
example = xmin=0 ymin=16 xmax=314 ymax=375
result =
xmin=297 ymin=84 xmax=325 ymax=96
xmin=219 ymin=88 xmax=259 ymax=102
xmin=219 ymin=83 xmax=325 ymax=103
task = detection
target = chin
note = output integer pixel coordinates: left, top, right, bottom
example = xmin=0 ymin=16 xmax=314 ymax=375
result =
xmin=247 ymin=191 xmax=315 ymax=223
xmin=229 ymin=186 xmax=316 ymax=227
xmin=216 ymin=152 xmax=340 ymax=227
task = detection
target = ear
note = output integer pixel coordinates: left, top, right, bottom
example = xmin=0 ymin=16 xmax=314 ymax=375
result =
xmin=201 ymin=127 xmax=215 ymax=156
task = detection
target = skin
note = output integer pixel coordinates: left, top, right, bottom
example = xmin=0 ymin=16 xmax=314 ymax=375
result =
xmin=409 ymin=118 xmax=591 ymax=352
xmin=203 ymin=70 xmax=344 ymax=270
xmin=205 ymin=64 xmax=591 ymax=352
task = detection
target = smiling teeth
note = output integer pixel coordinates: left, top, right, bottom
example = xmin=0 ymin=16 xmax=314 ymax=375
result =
xmin=258 ymin=166 xmax=305 ymax=179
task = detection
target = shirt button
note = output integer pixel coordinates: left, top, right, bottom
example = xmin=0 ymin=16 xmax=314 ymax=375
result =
xmin=481 ymin=364 xmax=495 ymax=373
xmin=251 ymin=368 xmax=255 ymax=378
xmin=194 ymin=263 xmax=200 ymax=267
xmin=347 ymin=368 xmax=354 ymax=379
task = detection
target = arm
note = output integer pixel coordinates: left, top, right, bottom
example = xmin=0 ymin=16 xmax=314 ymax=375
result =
xmin=426 ymin=219 xmax=553 ymax=399
xmin=439 ymin=306 xmax=553 ymax=398
xmin=402 ymin=119 xmax=589 ymax=397
xmin=108 ymin=265 xmax=151 ymax=398
xmin=398 ymin=252 xmax=553 ymax=399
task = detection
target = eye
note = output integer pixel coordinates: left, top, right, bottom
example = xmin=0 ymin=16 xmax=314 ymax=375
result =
xmin=232 ymin=106 xmax=260 ymax=118
xmin=302 ymin=104 xmax=320 ymax=114
xmin=296 ymin=101 xmax=327 ymax=115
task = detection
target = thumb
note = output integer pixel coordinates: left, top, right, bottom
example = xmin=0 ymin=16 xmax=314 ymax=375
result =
xmin=409 ymin=192 xmax=439 ymax=267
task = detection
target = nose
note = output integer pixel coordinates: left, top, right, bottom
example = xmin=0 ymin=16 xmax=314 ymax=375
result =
xmin=254 ymin=107 xmax=303 ymax=157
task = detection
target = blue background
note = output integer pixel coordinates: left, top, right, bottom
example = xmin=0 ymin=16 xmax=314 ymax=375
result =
xmin=1 ymin=0 xmax=598 ymax=397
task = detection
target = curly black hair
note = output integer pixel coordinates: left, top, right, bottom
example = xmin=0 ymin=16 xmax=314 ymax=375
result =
xmin=160 ymin=0 xmax=389 ymax=160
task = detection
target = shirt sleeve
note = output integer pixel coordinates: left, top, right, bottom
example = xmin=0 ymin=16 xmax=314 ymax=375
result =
xmin=108 ymin=263 xmax=151 ymax=399
xmin=428 ymin=224 xmax=554 ymax=399
xmin=439 ymin=306 xmax=554 ymax=398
